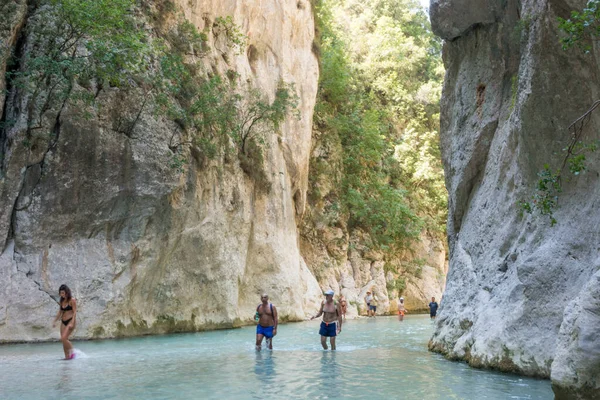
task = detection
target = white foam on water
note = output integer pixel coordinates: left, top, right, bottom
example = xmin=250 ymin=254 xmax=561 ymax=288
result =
xmin=71 ymin=348 xmax=88 ymax=359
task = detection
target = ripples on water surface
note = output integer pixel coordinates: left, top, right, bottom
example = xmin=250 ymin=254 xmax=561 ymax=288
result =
xmin=0 ymin=315 xmax=552 ymax=399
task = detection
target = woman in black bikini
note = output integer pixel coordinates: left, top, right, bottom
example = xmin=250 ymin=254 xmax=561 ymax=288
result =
xmin=52 ymin=284 xmax=77 ymax=359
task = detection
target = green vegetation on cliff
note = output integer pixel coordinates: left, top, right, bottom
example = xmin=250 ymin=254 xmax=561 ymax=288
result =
xmin=519 ymin=1 xmax=600 ymax=225
xmin=558 ymin=0 xmax=600 ymax=52
xmin=3 ymin=0 xmax=297 ymax=190
xmin=310 ymin=0 xmax=446 ymax=253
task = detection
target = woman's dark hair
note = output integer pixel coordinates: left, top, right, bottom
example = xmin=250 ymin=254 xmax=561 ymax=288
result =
xmin=58 ymin=284 xmax=72 ymax=302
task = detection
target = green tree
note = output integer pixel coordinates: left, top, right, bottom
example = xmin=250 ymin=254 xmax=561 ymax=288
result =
xmin=4 ymin=0 xmax=298 ymax=183
xmin=6 ymin=0 xmax=152 ymax=132
xmin=558 ymin=0 xmax=600 ymax=52
xmin=311 ymin=0 xmax=446 ymax=253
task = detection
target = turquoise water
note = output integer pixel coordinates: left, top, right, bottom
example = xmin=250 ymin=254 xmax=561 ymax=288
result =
xmin=0 ymin=315 xmax=552 ymax=399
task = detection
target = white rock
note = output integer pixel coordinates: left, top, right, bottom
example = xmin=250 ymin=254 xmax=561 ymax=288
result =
xmin=430 ymin=0 xmax=600 ymax=396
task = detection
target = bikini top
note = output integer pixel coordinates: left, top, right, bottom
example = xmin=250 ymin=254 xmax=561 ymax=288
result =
xmin=61 ymin=302 xmax=73 ymax=312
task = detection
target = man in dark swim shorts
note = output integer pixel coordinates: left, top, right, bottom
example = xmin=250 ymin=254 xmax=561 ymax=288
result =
xmin=255 ymin=293 xmax=278 ymax=350
xmin=311 ymin=290 xmax=343 ymax=350
xmin=429 ymin=296 xmax=439 ymax=319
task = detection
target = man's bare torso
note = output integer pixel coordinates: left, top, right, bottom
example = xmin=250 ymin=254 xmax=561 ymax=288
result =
xmin=258 ymin=303 xmax=275 ymax=327
xmin=322 ymin=300 xmax=338 ymax=323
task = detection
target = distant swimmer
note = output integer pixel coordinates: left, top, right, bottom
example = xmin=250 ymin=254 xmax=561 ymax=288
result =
xmin=365 ymin=291 xmax=377 ymax=317
xmin=369 ymin=292 xmax=378 ymax=317
xmin=52 ymin=284 xmax=77 ymax=359
xmin=255 ymin=293 xmax=278 ymax=350
xmin=339 ymin=295 xmax=348 ymax=321
xmin=311 ymin=290 xmax=342 ymax=350
xmin=364 ymin=291 xmax=373 ymax=317
xmin=429 ymin=297 xmax=439 ymax=320
xmin=397 ymin=297 xmax=406 ymax=321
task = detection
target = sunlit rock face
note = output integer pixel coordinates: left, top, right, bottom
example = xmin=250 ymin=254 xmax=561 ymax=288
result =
xmin=429 ymin=0 xmax=600 ymax=397
xmin=300 ymin=204 xmax=447 ymax=317
xmin=301 ymin=116 xmax=447 ymax=315
xmin=0 ymin=0 xmax=321 ymax=342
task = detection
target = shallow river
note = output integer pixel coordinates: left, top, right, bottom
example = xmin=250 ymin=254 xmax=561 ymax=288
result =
xmin=0 ymin=315 xmax=552 ymax=399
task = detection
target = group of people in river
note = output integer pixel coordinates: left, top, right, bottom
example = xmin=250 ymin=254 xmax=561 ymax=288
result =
xmin=254 ymin=290 xmax=440 ymax=351
xmin=255 ymin=290 xmax=345 ymax=351
xmin=53 ymin=284 xmax=440 ymax=358
xmin=397 ymin=295 xmax=438 ymax=321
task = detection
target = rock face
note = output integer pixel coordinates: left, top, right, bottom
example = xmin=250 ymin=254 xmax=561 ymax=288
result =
xmin=300 ymin=226 xmax=447 ymax=317
xmin=0 ymin=0 xmax=322 ymax=342
xmin=429 ymin=0 xmax=600 ymax=397
xmin=300 ymin=131 xmax=447 ymax=316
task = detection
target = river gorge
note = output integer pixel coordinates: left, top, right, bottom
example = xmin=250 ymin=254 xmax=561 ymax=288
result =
xmin=0 ymin=0 xmax=599 ymax=398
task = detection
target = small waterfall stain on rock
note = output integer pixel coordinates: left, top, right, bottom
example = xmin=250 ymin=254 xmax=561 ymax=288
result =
xmin=41 ymin=247 xmax=50 ymax=292
xmin=106 ymin=238 xmax=115 ymax=265
xmin=476 ymin=83 xmax=486 ymax=116
xmin=247 ymin=44 xmax=259 ymax=74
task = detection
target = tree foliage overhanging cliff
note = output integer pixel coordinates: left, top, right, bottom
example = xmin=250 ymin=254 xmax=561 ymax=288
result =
xmin=2 ymin=0 xmax=297 ymax=190
xmin=309 ymin=0 xmax=446 ymax=253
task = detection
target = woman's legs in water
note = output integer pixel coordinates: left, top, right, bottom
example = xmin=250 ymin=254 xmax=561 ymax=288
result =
xmin=60 ymin=323 xmax=74 ymax=358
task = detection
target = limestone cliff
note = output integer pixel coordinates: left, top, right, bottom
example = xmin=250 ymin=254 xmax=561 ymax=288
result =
xmin=300 ymin=133 xmax=447 ymax=316
xmin=0 ymin=0 xmax=322 ymax=342
xmin=299 ymin=0 xmax=447 ymax=316
xmin=429 ymin=0 xmax=600 ymax=397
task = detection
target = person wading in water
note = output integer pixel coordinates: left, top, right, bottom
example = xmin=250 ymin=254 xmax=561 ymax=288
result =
xmin=52 ymin=284 xmax=77 ymax=359
xmin=397 ymin=297 xmax=406 ymax=321
xmin=339 ymin=295 xmax=348 ymax=321
xmin=255 ymin=293 xmax=278 ymax=350
xmin=364 ymin=291 xmax=374 ymax=317
xmin=429 ymin=297 xmax=439 ymax=320
xmin=311 ymin=290 xmax=343 ymax=350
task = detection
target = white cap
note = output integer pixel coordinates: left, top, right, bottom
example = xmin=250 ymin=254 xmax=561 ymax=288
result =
xmin=324 ymin=290 xmax=335 ymax=296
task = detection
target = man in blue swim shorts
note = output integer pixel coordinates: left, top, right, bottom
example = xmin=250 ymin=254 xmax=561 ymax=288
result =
xmin=255 ymin=293 xmax=278 ymax=350
xmin=311 ymin=290 xmax=343 ymax=350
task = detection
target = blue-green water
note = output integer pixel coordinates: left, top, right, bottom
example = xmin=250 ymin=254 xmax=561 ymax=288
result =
xmin=0 ymin=315 xmax=552 ymax=399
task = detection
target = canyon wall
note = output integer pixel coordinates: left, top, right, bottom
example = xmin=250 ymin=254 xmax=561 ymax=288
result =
xmin=429 ymin=0 xmax=600 ymax=397
xmin=0 ymin=0 xmax=322 ymax=342
xmin=0 ymin=0 xmax=447 ymax=346
xmin=301 ymin=132 xmax=447 ymax=316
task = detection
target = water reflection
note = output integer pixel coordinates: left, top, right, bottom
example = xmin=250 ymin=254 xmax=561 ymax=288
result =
xmin=56 ymin=362 xmax=73 ymax=394
xmin=254 ymin=350 xmax=276 ymax=384
xmin=319 ymin=351 xmax=340 ymax=392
